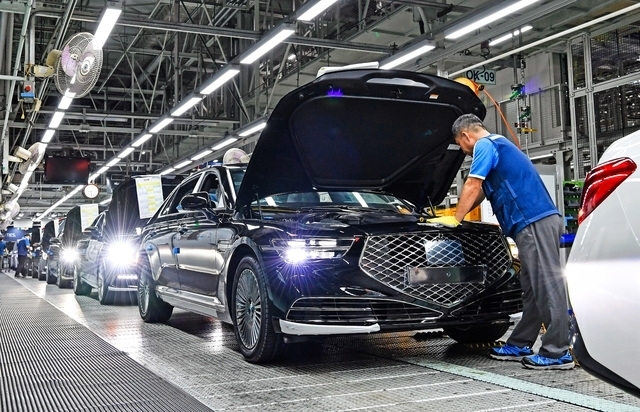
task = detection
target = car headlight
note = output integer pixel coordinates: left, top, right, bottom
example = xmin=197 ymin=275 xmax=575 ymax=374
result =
xmin=268 ymin=238 xmax=354 ymax=263
xmin=61 ymin=249 xmax=79 ymax=263
xmin=106 ymin=242 xmax=138 ymax=266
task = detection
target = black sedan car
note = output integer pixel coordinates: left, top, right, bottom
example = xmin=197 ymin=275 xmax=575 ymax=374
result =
xmin=74 ymin=175 xmax=181 ymax=304
xmin=137 ymin=69 xmax=522 ymax=363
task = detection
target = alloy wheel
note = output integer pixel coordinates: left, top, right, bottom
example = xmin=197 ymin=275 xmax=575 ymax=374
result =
xmin=235 ymin=268 xmax=262 ymax=350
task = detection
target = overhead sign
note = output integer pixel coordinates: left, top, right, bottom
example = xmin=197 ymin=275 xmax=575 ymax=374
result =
xmin=465 ymin=68 xmax=496 ymax=85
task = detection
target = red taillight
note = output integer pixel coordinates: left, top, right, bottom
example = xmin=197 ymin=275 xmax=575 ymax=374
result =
xmin=578 ymin=157 xmax=636 ymax=224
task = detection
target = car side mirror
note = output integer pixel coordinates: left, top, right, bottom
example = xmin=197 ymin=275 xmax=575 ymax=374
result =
xmin=179 ymin=192 xmax=212 ymax=211
xmin=83 ymin=226 xmax=101 ymax=239
xmin=50 ymin=237 xmax=61 ymax=245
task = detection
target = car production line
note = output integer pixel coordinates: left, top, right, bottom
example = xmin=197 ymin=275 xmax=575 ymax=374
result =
xmin=3 ymin=273 xmax=640 ymax=412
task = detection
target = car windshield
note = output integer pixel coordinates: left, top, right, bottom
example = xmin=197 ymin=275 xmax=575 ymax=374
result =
xmin=253 ymin=191 xmax=412 ymax=212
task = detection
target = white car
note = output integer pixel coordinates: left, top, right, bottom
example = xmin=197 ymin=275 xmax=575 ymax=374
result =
xmin=566 ymin=130 xmax=640 ymax=397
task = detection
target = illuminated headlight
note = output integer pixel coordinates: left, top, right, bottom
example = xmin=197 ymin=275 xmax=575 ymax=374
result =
xmin=116 ymin=274 xmax=138 ymax=280
xmin=269 ymin=238 xmax=353 ymax=263
xmin=61 ymin=249 xmax=79 ymax=263
xmin=107 ymin=242 xmax=138 ymax=266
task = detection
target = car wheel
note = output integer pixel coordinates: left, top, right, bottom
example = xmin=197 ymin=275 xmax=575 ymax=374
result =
xmin=138 ymin=257 xmax=173 ymax=322
xmin=73 ymin=266 xmax=91 ymax=295
xmin=46 ymin=261 xmax=57 ymax=284
xmin=232 ymin=255 xmax=282 ymax=363
xmin=443 ymin=323 xmax=511 ymax=344
xmin=97 ymin=262 xmax=114 ymax=305
xmin=38 ymin=260 xmax=46 ymax=281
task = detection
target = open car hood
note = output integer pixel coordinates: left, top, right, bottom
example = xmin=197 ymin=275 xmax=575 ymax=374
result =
xmin=236 ymin=69 xmax=486 ymax=211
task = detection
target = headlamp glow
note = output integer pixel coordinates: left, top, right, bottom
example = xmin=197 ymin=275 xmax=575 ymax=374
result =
xmin=269 ymin=238 xmax=352 ymax=263
xmin=61 ymin=249 xmax=79 ymax=263
xmin=107 ymin=242 xmax=138 ymax=266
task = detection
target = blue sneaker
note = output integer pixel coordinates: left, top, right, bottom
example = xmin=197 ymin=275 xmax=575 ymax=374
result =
xmin=490 ymin=344 xmax=534 ymax=361
xmin=521 ymin=351 xmax=575 ymax=370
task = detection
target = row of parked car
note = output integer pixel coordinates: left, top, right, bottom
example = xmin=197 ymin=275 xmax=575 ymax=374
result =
xmin=28 ymin=69 xmax=638 ymax=397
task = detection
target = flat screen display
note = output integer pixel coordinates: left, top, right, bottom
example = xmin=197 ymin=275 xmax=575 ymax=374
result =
xmin=44 ymin=156 xmax=91 ymax=184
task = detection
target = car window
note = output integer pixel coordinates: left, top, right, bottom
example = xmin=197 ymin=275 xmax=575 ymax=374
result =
xmin=200 ymin=172 xmax=224 ymax=208
xmin=158 ymin=176 xmax=200 ymax=216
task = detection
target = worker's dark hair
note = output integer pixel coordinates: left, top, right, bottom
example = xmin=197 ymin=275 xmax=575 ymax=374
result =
xmin=451 ymin=114 xmax=487 ymax=138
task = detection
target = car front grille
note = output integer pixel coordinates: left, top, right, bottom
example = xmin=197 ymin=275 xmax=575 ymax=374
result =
xmin=286 ymin=298 xmax=441 ymax=325
xmin=360 ymin=231 xmax=512 ymax=307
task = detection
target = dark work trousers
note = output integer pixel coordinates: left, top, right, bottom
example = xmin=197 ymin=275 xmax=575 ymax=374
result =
xmin=506 ymin=214 xmax=571 ymax=358
xmin=16 ymin=255 xmax=28 ymax=277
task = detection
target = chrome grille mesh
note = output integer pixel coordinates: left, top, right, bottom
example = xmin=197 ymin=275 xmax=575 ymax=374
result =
xmin=360 ymin=231 xmax=511 ymax=307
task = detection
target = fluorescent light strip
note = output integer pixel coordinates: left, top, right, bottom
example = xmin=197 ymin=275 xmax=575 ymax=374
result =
xmin=380 ymin=45 xmax=436 ymax=70
xmin=212 ymin=137 xmax=238 ymax=150
xmin=174 ymin=160 xmax=193 ymax=169
xmin=298 ymin=0 xmax=340 ymax=21
xmin=93 ymin=8 xmax=122 ymax=49
xmin=159 ymin=167 xmax=176 ymax=176
xmin=149 ymin=117 xmax=174 ymax=133
xmin=489 ymin=25 xmax=533 ymax=46
xmin=171 ymin=96 xmax=203 ymax=117
xmin=41 ymin=129 xmax=55 ymax=143
xmin=49 ymin=111 xmax=65 ymax=128
xmin=238 ymin=121 xmax=266 ymax=137
xmin=191 ymin=149 xmax=213 ymax=160
xmin=96 ymin=166 xmax=109 ymax=175
xmin=240 ymin=28 xmax=296 ymax=64
xmin=445 ymin=0 xmax=539 ymax=39
xmin=118 ymin=147 xmax=135 ymax=158
xmin=106 ymin=158 xmax=121 ymax=167
xmin=99 ymin=197 xmax=112 ymax=205
xmin=132 ymin=133 xmax=153 ymax=147
xmin=201 ymin=68 xmax=240 ymax=95
xmin=58 ymin=94 xmax=74 ymax=110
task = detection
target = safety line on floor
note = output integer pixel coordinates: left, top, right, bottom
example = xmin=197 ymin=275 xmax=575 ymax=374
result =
xmin=404 ymin=357 xmax=640 ymax=412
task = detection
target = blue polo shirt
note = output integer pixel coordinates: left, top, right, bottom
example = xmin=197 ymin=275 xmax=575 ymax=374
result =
xmin=469 ymin=134 xmax=559 ymax=238
xmin=17 ymin=237 xmax=30 ymax=256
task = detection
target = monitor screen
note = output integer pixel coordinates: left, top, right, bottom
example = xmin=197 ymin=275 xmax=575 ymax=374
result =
xmin=44 ymin=156 xmax=91 ymax=184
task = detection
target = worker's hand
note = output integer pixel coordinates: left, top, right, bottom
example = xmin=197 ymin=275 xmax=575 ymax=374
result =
xmin=428 ymin=216 xmax=461 ymax=228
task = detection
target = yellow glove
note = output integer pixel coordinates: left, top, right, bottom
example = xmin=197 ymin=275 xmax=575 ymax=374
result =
xmin=428 ymin=216 xmax=461 ymax=228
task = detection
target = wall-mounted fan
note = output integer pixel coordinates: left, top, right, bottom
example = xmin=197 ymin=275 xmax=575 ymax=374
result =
xmin=0 ymin=200 xmax=20 ymax=228
xmin=55 ymin=32 xmax=103 ymax=98
xmin=223 ymin=148 xmax=250 ymax=164
xmin=9 ymin=143 xmax=47 ymax=175
xmin=31 ymin=32 xmax=103 ymax=98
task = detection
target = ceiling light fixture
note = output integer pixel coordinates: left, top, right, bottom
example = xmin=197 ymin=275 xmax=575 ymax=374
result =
xmin=238 ymin=120 xmax=267 ymax=137
xmin=132 ymin=133 xmax=153 ymax=147
xmin=212 ymin=137 xmax=238 ymax=150
xmin=41 ymin=129 xmax=55 ymax=143
xmin=106 ymin=158 xmax=121 ymax=167
xmin=149 ymin=117 xmax=174 ymax=133
xmin=379 ymin=40 xmax=436 ymax=70
xmin=99 ymin=197 xmax=112 ymax=206
xmin=171 ymin=95 xmax=203 ymax=117
xmin=200 ymin=66 xmax=240 ymax=95
xmin=174 ymin=160 xmax=193 ymax=169
xmin=93 ymin=3 xmax=122 ymax=49
xmin=118 ymin=147 xmax=135 ymax=158
xmin=240 ymin=26 xmax=296 ymax=64
xmin=191 ymin=149 xmax=213 ymax=161
xmin=444 ymin=0 xmax=540 ymax=40
xmin=489 ymin=25 xmax=533 ymax=46
xmin=58 ymin=92 xmax=75 ymax=110
xmin=297 ymin=0 xmax=340 ymax=21
xmin=49 ymin=111 xmax=65 ymax=128
xmin=159 ymin=167 xmax=176 ymax=176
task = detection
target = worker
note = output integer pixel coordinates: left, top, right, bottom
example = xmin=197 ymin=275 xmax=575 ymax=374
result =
xmin=430 ymin=113 xmax=574 ymax=370
xmin=15 ymin=233 xmax=32 ymax=278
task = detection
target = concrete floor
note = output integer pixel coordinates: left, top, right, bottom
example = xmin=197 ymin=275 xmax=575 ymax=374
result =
xmin=3 ymin=271 xmax=640 ymax=412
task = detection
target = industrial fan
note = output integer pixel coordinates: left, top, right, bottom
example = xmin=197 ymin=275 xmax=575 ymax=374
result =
xmin=11 ymin=143 xmax=47 ymax=175
xmin=55 ymin=32 xmax=103 ymax=98
xmin=223 ymin=148 xmax=250 ymax=164
xmin=31 ymin=32 xmax=103 ymax=98
xmin=0 ymin=200 xmax=20 ymax=230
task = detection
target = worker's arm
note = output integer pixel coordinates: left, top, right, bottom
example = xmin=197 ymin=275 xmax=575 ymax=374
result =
xmin=454 ymin=177 xmax=485 ymax=223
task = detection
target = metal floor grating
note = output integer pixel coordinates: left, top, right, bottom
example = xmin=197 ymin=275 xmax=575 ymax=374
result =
xmin=0 ymin=274 xmax=212 ymax=412
xmin=5 ymin=271 xmax=640 ymax=411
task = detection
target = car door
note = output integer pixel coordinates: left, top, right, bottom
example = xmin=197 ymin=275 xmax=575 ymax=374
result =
xmin=83 ymin=212 xmax=106 ymax=287
xmin=143 ymin=175 xmax=201 ymax=291
xmin=173 ymin=171 xmax=226 ymax=302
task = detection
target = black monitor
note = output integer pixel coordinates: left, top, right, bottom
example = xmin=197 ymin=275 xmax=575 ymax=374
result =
xmin=44 ymin=156 xmax=91 ymax=184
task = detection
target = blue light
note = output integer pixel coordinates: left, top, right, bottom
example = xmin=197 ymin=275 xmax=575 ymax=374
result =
xmin=327 ymin=88 xmax=343 ymax=97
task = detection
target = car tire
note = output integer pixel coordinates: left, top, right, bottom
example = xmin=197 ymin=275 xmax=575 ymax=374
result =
xmin=443 ymin=323 xmax=511 ymax=344
xmin=97 ymin=262 xmax=114 ymax=305
xmin=138 ymin=257 xmax=173 ymax=322
xmin=38 ymin=260 xmax=47 ymax=281
xmin=232 ymin=255 xmax=283 ymax=363
xmin=46 ymin=261 xmax=57 ymax=284
xmin=56 ymin=267 xmax=72 ymax=289
xmin=73 ymin=266 xmax=92 ymax=295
